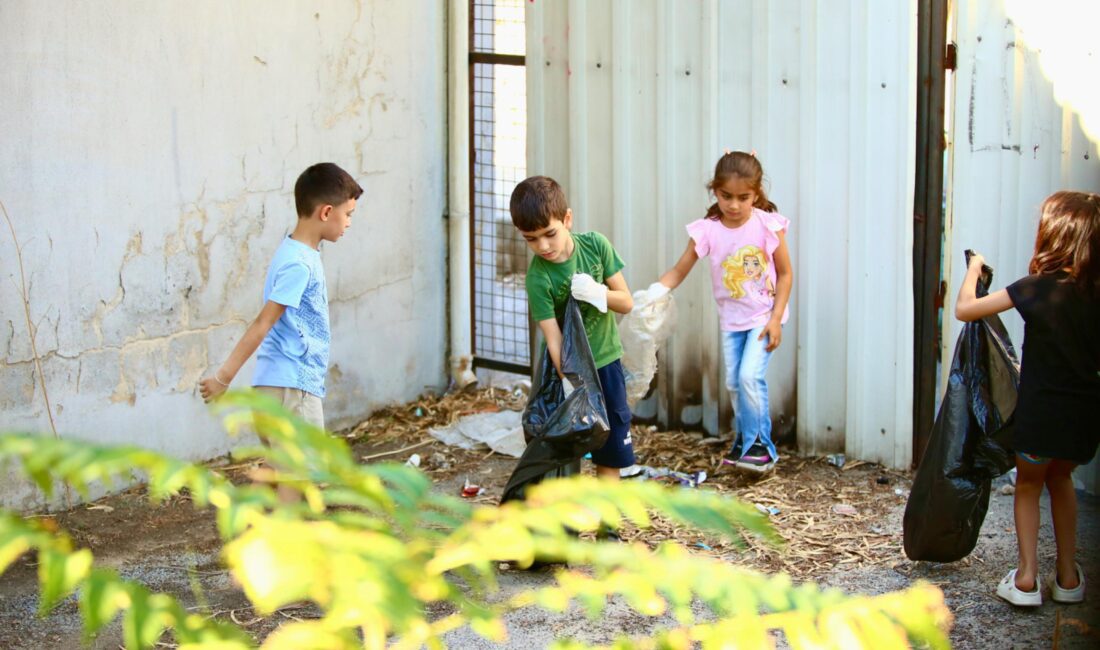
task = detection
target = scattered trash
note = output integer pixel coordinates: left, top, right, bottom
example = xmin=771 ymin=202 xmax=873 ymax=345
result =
xmin=826 ymin=453 xmax=846 ymax=468
xmin=461 ymin=478 xmax=484 ymax=498
xmin=870 ymin=525 xmax=885 ymax=535
xmin=999 ymin=484 xmax=1015 ymax=495
xmin=754 ymin=503 xmax=781 ymax=517
xmin=619 ymin=464 xmax=643 ymax=478
xmin=429 ymin=452 xmax=450 ymax=470
xmin=646 ymin=425 xmax=658 ymax=433
xmin=622 ymin=464 xmax=707 ymax=489
xmin=86 ymin=504 xmax=114 ymax=513
xmin=832 ymin=504 xmax=858 ymax=517
xmin=414 ymin=407 xmax=424 ymax=417
xmin=428 ymin=410 xmax=526 ymax=458
xmin=694 ymin=542 xmax=713 ymax=551
xmin=876 ymin=476 xmax=891 ymax=485
xmin=894 ymin=488 xmax=907 ymax=497
xmin=512 ymin=379 xmax=532 ymax=397
xmin=404 ymin=453 xmax=421 ymax=468
xmin=1008 ymin=467 xmax=1017 ymax=486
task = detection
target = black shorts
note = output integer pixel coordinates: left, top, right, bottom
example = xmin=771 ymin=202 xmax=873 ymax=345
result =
xmin=590 ymin=359 xmax=636 ymax=468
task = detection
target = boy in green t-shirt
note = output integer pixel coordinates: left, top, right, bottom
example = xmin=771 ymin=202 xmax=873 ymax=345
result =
xmin=509 ymin=176 xmax=636 ymax=481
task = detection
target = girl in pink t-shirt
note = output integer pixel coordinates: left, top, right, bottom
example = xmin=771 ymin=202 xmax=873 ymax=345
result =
xmin=650 ymin=151 xmax=793 ymax=474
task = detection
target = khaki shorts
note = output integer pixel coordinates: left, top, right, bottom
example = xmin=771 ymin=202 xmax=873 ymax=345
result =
xmin=254 ymin=385 xmax=325 ymax=431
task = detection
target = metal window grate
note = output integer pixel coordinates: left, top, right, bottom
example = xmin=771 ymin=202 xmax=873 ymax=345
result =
xmin=470 ymin=0 xmax=529 ymax=371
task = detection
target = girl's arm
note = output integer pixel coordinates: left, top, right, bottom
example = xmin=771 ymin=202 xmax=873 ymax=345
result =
xmin=604 ymin=271 xmax=634 ymax=314
xmin=760 ymin=232 xmax=793 ymax=352
xmin=954 ymin=253 xmax=1014 ymax=322
xmin=658 ymin=239 xmax=700 ymax=289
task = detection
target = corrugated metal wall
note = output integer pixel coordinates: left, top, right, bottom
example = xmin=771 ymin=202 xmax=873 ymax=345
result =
xmin=946 ymin=1 xmax=1100 ymax=491
xmin=526 ymin=0 xmax=918 ymax=469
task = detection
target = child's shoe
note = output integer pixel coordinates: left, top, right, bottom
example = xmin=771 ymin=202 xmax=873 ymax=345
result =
xmin=733 ymin=444 xmax=776 ymax=475
xmin=1050 ymin=563 xmax=1086 ymax=604
xmin=996 ymin=569 xmax=1042 ymax=607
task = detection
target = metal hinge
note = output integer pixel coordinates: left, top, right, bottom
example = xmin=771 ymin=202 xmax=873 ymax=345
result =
xmin=933 ymin=280 xmax=948 ymax=309
xmin=944 ymin=42 xmax=957 ymax=71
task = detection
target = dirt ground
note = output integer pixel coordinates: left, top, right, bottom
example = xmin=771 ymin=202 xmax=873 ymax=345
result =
xmin=1 ymin=387 xmax=1097 ymax=649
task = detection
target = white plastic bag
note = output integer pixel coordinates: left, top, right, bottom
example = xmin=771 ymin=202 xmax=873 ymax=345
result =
xmin=619 ymin=286 xmax=677 ymax=406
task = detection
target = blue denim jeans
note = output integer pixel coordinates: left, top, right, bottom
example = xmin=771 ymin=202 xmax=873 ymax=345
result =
xmin=722 ymin=326 xmax=779 ymax=461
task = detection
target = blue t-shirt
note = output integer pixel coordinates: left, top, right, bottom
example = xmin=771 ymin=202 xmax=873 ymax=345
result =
xmin=252 ymin=236 xmax=330 ymax=397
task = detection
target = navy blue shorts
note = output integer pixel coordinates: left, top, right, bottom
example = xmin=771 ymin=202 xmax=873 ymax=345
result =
xmin=590 ymin=359 xmax=635 ymax=469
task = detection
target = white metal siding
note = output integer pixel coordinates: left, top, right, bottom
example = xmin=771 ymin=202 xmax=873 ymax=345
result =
xmin=527 ymin=0 xmax=918 ymax=468
xmin=947 ymin=2 xmax=1100 ymax=491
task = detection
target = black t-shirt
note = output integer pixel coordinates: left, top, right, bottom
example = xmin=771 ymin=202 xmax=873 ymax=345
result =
xmin=1006 ymin=272 xmax=1100 ymax=463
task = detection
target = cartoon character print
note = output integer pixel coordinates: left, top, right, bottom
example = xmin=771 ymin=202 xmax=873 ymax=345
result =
xmin=721 ymin=245 xmax=774 ymax=305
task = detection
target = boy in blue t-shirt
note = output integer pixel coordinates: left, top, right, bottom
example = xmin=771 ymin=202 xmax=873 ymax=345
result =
xmin=199 ymin=163 xmax=363 ymax=430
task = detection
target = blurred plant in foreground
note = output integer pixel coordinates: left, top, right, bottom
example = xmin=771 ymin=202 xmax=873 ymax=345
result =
xmin=0 ymin=390 xmax=951 ymax=649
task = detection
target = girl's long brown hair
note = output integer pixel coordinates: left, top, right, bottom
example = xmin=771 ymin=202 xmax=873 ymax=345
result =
xmin=1029 ymin=190 xmax=1100 ymax=297
xmin=705 ymin=151 xmax=777 ymax=220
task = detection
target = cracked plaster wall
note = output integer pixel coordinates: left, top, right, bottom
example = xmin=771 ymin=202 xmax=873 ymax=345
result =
xmin=0 ymin=1 xmax=448 ymax=510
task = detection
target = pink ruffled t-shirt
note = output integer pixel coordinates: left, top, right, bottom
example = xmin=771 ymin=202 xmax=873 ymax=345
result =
xmin=686 ymin=208 xmax=790 ymax=332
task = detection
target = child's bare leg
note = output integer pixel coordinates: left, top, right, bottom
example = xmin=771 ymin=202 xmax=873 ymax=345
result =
xmin=1045 ymin=459 xmax=1080 ymax=589
xmin=595 ymin=464 xmax=621 ymax=481
xmin=1013 ymin=456 xmax=1048 ymax=591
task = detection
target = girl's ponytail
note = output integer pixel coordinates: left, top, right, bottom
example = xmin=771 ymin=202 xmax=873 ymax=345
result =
xmin=754 ymin=194 xmax=778 ymax=213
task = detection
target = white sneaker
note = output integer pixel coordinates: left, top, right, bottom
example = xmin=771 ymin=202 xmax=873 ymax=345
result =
xmin=996 ymin=569 xmax=1042 ymax=607
xmin=1050 ymin=564 xmax=1086 ymax=604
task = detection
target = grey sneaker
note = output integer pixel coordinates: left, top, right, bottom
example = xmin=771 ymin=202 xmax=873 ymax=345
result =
xmin=733 ymin=444 xmax=776 ymax=474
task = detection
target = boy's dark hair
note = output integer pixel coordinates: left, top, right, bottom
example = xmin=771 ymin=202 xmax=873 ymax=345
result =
xmin=294 ymin=163 xmax=364 ymax=217
xmin=509 ymin=176 xmax=569 ymax=231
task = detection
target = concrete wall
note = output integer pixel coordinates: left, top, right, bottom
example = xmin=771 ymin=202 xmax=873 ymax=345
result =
xmin=0 ymin=1 xmax=448 ymax=509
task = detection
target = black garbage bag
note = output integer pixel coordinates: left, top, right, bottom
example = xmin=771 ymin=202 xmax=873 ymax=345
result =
xmin=501 ymin=298 xmax=610 ymax=504
xmin=903 ymin=251 xmax=1019 ymax=562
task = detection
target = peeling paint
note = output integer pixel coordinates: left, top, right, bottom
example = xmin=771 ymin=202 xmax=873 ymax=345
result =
xmin=1 ymin=0 xmax=449 ymax=509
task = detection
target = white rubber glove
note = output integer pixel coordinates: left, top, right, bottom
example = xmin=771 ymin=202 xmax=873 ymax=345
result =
xmin=646 ymin=281 xmax=671 ymax=301
xmin=571 ymin=273 xmax=608 ymax=313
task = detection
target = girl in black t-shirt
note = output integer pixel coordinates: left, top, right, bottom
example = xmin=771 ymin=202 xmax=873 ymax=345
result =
xmin=956 ymin=191 xmax=1100 ymax=608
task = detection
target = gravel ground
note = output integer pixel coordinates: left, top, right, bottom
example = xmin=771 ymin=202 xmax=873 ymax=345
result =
xmin=1 ymin=396 xmax=1097 ymax=648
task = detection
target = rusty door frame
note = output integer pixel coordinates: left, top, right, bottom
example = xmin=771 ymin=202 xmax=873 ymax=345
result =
xmin=912 ymin=0 xmax=952 ymax=467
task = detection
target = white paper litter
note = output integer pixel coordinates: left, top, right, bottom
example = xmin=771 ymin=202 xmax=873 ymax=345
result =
xmin=428 ymin=410 xmax=526 ymax=458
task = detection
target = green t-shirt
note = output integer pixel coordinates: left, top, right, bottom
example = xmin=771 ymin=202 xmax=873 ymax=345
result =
xmin=525 ymin=231 xmax=625 ymax=369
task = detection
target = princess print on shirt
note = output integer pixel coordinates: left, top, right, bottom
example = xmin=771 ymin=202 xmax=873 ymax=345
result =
xmin=722 ymin=245 xmax=775 ymax=306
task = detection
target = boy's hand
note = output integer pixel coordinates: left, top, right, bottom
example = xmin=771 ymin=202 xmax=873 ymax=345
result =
xmin=198 ymin=373 xmax=229 ymax=403
xmin=759 ymin=319 xmax=782 ymax=353
xmin=571 ymin=273 xmax=608 ymax=313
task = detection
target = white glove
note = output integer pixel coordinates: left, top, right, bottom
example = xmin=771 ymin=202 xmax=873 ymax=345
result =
xmin=571 ymin=273 xmax=608 ymax=313
xmin=646 ymin=281 xmax=671 ymax=301
xmin=561 ymin=376 xmax=576 ymax=398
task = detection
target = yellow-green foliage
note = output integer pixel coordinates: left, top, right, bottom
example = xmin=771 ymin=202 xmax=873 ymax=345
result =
xmin=0 ymin=391 xmax=952 ymax=649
